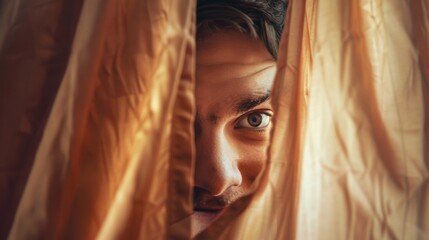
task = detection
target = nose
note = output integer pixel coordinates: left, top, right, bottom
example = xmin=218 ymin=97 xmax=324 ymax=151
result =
xmin=194 ymin=127 xmax=242 ymax=196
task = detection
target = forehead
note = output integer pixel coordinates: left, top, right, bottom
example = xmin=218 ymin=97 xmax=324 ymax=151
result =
xmin=197 ymin=30 xmax=273 ymax=67
xmin=196 ymin=30 xmax=276 ymax=117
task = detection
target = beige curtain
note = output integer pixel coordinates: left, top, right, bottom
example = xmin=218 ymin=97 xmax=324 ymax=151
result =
xmin=1 ymin=0 xmax=195 ymax=239
xmin=0 ymin=0 xmax=428 ymax=239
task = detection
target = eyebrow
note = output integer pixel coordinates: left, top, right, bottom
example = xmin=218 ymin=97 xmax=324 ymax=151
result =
xmin=235 ymin=92 xmax=271 ymax=114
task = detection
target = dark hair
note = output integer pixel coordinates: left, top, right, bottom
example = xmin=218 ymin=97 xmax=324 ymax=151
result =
xmin=196 ymin=0 xmax=288 ymax=59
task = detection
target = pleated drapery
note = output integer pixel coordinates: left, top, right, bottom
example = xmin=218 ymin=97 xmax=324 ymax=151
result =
xmin=0 ymin=0 xmax=428 ymax=239
xmin=1 ymin=0 xmax=195 ymax=239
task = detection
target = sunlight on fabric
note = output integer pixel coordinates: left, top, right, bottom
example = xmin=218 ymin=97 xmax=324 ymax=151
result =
xmin=0 ymin=0 xmax=427 ymax=239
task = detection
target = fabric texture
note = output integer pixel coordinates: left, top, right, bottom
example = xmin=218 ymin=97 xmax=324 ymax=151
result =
xmin=1 ymin=0 xmax=195 ymax=239
xmin=0 ymin=0 xmax=428 ymax=239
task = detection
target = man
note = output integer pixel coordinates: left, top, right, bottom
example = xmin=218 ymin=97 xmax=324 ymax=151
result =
xmin=192 ymin=0 xmax=287 ymax=236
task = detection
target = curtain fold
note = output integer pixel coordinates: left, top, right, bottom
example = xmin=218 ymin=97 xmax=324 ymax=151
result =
xmin=1 ymin=0 xmax=195 ymax=239
xmin=0 ymin=0 xmax=84 ymax=238
xmin=295 ymin=0 xmax=428 ymax=239
xmin=0 ymin=0 xmax=428 ymax=239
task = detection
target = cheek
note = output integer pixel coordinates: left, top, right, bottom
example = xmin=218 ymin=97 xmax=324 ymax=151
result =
xmin=236 ymin=141 xmax=269 ymax=181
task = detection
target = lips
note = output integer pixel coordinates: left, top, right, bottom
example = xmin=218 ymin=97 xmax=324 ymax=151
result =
xmin=192 ymin=207 xmax=225 ymax=235
xmin=193 ymin=208 xmax=223 ymax=220
xmin=193 ymin=204 xmax=225 ymax=220
xmin=194 ymin=205 xmax=225 ymax=212
xmin=191 ymin=188 xmax=234 ymax=236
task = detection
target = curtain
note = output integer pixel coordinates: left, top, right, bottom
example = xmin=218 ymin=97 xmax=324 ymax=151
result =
xmin=1 ymin=0 xmax=195 ymax=239
xmin=0 ymin=0 xmax=428 ymax=239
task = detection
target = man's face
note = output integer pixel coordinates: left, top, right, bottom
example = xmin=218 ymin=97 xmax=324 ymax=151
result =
xmin=192 ymin=30 xmax=277 ymax=236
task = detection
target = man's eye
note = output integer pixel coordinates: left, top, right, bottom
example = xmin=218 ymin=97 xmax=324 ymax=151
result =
xmin=236 ymin=112 xmax=271 ymax=129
